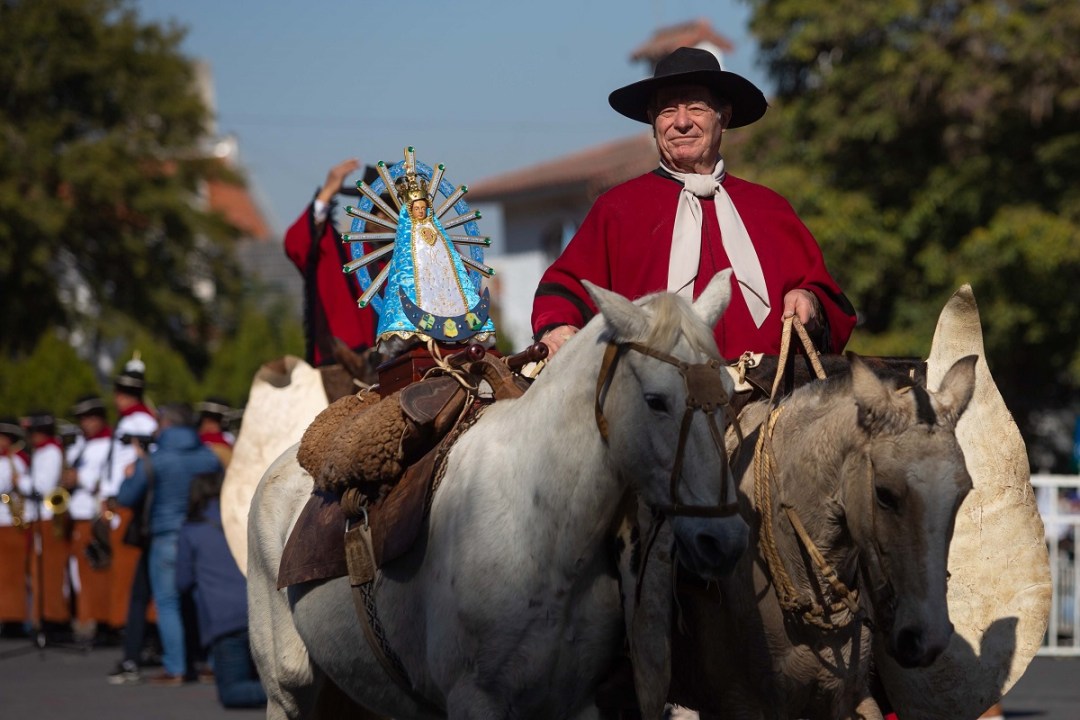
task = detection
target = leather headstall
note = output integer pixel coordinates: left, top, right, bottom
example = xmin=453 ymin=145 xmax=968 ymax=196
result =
xmin=595 ymin=341 xmax=741 ymax=519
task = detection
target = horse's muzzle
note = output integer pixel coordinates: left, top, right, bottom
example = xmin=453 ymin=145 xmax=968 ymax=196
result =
xmin=891 ymin=620 xmax=955 ymax=668
xmin=671 ymin=515 xmax=749 ymax=580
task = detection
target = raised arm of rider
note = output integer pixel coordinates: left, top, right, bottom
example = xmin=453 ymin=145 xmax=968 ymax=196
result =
xmin=314 ymin=158 xmax=362 ymax=222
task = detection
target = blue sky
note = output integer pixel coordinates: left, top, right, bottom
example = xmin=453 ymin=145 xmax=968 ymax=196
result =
xmin=135 ymin=0 xmax=768 ymax=234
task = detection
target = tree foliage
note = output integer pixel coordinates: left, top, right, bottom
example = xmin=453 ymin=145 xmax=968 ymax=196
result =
xmin=0 ymin=0 xmax=242 ymax=371
xmin=742 ymin=0 xmax=1080 ymax=462
xmin=0 ymin=331 xmax=101 ymax=419
xmin=201 ymin=299 xmax=305 ymax=407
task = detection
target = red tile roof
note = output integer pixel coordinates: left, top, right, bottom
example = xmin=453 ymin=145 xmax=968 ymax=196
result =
xmin=207 ymin=178 xmax=271 ymax=242
xmin=630 ymin=18 xmax=734 ymax=64
xmin=469 ymin=133 xmax=658 ymax=203
xmin=469 ymin=126 xmax=752 ymax=204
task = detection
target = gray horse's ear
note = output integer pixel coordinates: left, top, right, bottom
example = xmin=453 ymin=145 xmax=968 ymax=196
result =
xmin=850 ymin=353 xmax=903 ymax=435
xmin=584 ymin=280 xmax=647 ymax=340
xmin=692 ymin=269 xmax=734 ymax=327
xmin=931 ymin=354 xmax=978 ymax=430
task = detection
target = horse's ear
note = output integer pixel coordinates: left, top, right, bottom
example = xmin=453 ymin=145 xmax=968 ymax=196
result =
xmin=584 ymin=281 xmax=647 ymax=340
xmin=931 ymin=354 xmax=978 ymax=430
xmin=692 ymin=269 xmax=734 ymax=327
xmin=850 ymin=353 xmax=904 ymax=435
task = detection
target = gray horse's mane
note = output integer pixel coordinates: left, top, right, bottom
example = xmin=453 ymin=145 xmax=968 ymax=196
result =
xmin=788 ymin=359 xmax=933 ymax=430
xmin=626 ymin=291 xmax=722 ymax=360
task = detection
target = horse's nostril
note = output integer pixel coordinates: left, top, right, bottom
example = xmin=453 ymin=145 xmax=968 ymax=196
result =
xmin=695 ymin=526 xmax=747 ymax=577
xmin=895 ymin=626 xmax=924 ymax=666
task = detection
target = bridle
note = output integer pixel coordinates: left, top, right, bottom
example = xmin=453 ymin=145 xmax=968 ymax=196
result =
xmin=594 ymin=340 xmax=742 ymax=519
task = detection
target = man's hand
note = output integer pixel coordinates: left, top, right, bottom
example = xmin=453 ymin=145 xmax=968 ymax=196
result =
xmin=316 ymin=158 xmax=362 ymax=206
xmin=782 ymin=288 xmax=821 ymax=331
xmin=540 ymin=325 xmax=579 ymax=358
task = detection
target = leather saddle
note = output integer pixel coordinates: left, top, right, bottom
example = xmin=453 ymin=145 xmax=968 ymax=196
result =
xmin=278 ymin=346 xmax=538 ymax=590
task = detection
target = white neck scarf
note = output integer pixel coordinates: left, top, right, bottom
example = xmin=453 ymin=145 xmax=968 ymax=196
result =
xmin=661 ymin=158 xmax=770 ymax=327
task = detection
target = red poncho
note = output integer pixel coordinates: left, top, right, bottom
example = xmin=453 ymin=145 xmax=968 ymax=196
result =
xmin=284 ymin=202 xmax=378 ymax=366
xmin=532 ymin=171 xmax=856 ymax=358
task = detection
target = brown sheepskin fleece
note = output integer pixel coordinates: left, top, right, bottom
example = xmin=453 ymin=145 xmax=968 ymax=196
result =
xmin=298 ymin=390 xmax=408 ymax=494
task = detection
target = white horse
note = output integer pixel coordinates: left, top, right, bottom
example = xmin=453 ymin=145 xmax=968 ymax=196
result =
xmin=248 ymin=271 xmax=750 ymax=719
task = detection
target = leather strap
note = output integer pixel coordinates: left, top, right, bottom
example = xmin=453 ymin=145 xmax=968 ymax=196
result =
xmin=594 ymin=341 xmax=740 ymax=519
xmin=345 ymin=517 xmax=444 ymax=714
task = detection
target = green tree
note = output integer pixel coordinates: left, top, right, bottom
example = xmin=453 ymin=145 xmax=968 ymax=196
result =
xmin=0 ymin=0 xmax=242 ymax=373
xmin=201 ymin=299 xmax=305 ymax=407
xmin=103 ymin=315 xmax=202 ymax=406
xmin=0 ymin=331 xmax=101 ymax=418
xmin=742 ymin=0 xmax=1080 ymax=461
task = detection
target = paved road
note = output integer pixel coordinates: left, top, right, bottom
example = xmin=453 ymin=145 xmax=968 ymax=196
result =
xmin=0 ymin=637 xmax=263 ymax=720
xmin=0 ymin=636 xmax=1074 ymax=718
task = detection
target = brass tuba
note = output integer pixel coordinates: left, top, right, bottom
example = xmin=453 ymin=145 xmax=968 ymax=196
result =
xmin=1 ymin=490 xmax=25 ymax=528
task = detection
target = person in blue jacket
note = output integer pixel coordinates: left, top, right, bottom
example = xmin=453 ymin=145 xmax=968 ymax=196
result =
xmin=177 ymin=470 xmax=267 ymax=708
xmin=118 ymin=403 xmax=221 ymax=685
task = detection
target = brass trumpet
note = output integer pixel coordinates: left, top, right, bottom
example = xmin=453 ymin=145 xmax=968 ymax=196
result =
xmin=1 ymin=491 xmax=25 ymax=528
xmin=44 ymin=487 xmax=72 ymax=538
xmin=44 ymin=487 xmax=70 ymax=515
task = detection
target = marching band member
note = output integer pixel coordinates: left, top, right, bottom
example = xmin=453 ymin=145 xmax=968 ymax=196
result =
xmin=64 ymin=395 xmax=114 ymax=641
xmin=0 ymin=418 xmax=30 ymax=632
xmin=105 ymin=355 xmax=158 ymax=632
xmin=22 ymin=411 xmax=71 ymax=628
xmin=196 ymin=397 xmax=235 ymax=469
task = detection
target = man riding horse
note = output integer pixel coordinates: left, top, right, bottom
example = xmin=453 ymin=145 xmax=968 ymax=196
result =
xmin=533 ymin=46 xmax=857 ymax=361
xmin=530 ymin=44 xmax=860 ymax=719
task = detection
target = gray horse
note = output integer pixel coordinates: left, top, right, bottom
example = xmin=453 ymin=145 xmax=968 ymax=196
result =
xmin=668 ymin=353 xmax=977 ymax=720
xmin=248 ymin=272 xmax=750 ymax=719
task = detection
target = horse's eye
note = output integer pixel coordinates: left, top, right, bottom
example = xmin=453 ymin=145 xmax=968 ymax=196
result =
xmin=875 ymin=486 xmax=899 ymax=512
xmin=644 ymin=394 xmax=668 ymax=413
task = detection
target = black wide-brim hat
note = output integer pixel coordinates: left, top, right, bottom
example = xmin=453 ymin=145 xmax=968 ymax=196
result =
xmin=71 ymin=395 xmax=107 ymax=418
xmin=196 ymin=397 xmax=232 ymax=419
xmin=23 ymin=410 xmax=56 ymax=434
xmin=608 ymin=47 xmax=767 ymax=129
xmin=0 ymin=417 xmax=24 ymax=440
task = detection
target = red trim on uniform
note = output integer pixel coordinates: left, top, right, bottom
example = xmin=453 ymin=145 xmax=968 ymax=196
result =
xmin=119 ymin=403 xmax=155 ymax=419
xmin=32 ymin=437 xmax=63 ymax=451
xmin=199 ymin=431 xmax=233 ymax=448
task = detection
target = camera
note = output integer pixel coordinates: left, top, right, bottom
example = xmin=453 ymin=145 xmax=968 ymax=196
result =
xmin=119 ymin=433 xmax=154 ymax=446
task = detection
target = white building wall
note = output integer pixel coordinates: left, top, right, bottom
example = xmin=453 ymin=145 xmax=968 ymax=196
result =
xmin=478 ymin=194 xmax=592 ymax=349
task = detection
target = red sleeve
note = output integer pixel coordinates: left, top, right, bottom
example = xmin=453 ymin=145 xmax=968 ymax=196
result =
xmin=284 ymin=204 xmax=316 ymax=270
xmin=777 ymin=206 xmax=857 ymax=353
xmin=722 ymin=178 xmax=857 ymax=354
xmin=531 ymin=200 xmax=614 ymax=339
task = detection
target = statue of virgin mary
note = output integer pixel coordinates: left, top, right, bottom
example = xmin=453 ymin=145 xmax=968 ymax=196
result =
xmin=340 ymin=147 xmax=496 ymax=355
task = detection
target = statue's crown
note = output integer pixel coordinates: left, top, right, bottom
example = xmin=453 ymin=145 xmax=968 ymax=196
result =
xmin=395 ymin=173 xmax=429 ymax=206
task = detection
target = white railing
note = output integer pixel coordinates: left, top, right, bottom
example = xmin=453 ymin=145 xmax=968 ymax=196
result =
xmin=1032 ymin=474 xmax=1080 ymax=656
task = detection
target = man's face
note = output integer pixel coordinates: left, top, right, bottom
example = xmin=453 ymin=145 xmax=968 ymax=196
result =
xmin=199 ymin=416 xmax=222 ymax=434
xmin=78 ymin=414 xmax=104 ymax=437
xmin=114 ymin=391 xmax=136 ymax=411
xmin=650 ymin=85 xmax=730 ymax=174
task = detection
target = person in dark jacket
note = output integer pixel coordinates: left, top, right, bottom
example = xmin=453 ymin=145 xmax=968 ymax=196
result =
xmin=177 ymin=471 xmax=266 ymax=708
xmin=118 ymin=404 xmax=221 ymax=685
